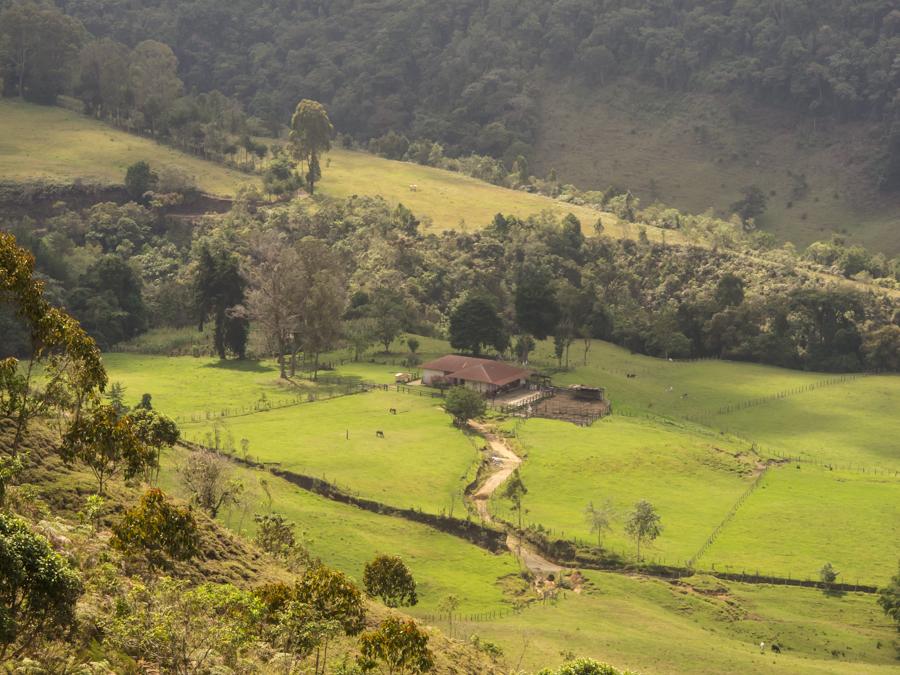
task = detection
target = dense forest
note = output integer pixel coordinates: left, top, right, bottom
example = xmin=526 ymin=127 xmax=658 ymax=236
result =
xmin=4 ymin=186 xmax=898 ymax=373
xmin=2 ymin=0 xmax=899 ymax=189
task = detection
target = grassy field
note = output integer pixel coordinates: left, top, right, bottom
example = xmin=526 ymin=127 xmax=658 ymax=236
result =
xmin=101 ymin=353 xmax=309 ymax=422
xmin=528 ymin=338 xmax=900 ymax=470
xmin=102 ymin=354 xmax=476 ymax=515
xmin=702 ymin=466 xmax=900 ymax=584
xmin=455 ymin=571 xmax=897 ymax=675
xmin=535 ymin=78 xmax=900 ymax=255
xmin=157 ymin=448 xmax=521 ymax=614
xmin=490 ymin=416 xmax=756 ymax=565
xmin=320 ymin=148 xmax=647 ymax=239
xmin=0 ymin=100 xmax=685 ymax=243
xmin=0 ymin=99 xmax=255 ymax=196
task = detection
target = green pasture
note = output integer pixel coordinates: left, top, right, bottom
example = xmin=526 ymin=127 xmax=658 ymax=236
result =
xmin=489 ymin=416 xmax=757 ymax=564
xmin=157 ymin=449 xmax=520 ymax=614
xmin=455 ymin=571 xmax=896 ymax=675
xmin=529 ymin=338 xmax=900 ymax=469
xmin=179 ymin=390 xmax=478 ymax=517
xmin=319 ymin=148 xmax=647 ymax=239
xmin=703 ymin=466 xmax=900 ymax=584
xmin=0 ymin=99 xmax=255 ymax=196
xmin=101 ymin=353 xmax=307 ymax=421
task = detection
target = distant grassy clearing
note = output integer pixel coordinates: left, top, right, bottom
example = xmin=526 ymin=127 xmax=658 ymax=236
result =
xmin=466 ymin=571 xmax=896 ymax=675
xmin=180 ymin=390 xmax=478 ymax=517
xmin=704 ymin=466 xmax=899 ymax=584
xmin=319 ymin=148 xmax=662 ymax=239
xmin=490 ymin=416 xmax=755 ymax=564
xmin=158 ymin=449 xmax=519 ymax=613
xmin=0 ymin=99 xmax=256 ymax=196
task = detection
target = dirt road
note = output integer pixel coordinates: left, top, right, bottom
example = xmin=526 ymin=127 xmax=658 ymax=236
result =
xmin=467 ymin=421 xmax=563 ymax=574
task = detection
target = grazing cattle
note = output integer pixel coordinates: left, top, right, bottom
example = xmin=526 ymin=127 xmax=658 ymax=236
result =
xmin=389 ymin=408 xmax=397 ymax=415
xmin=771 ymin=644 xmax=781 ymax=654
xmin=681 ymin=393 xmax=689 ymax=399
xmin=759 ymin=642 xmax=765 ymax=654
xmin=626 ymin=373 xmax=637 ymax=379
xmin=409 ymin=184 xmax=418 ymax=192
xmin=376 ymin=430 xmax=385 ymax=438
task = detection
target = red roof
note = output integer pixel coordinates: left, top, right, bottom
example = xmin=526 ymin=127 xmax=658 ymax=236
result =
xmin=422 ymin=355 xmax=530 ymax=386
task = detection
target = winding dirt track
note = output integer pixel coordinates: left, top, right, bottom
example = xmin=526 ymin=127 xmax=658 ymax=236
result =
xmin=468 ymin=421 xmax=563 ymax=575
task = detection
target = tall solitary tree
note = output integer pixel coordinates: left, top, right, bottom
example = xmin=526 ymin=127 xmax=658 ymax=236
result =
xmin=624 ymin=500 xmax=662 ymax=561
xmin=289 ymin=99 xmax=334 ymax=194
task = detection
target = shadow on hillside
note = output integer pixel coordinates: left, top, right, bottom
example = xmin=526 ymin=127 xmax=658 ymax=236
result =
xmin=201 ymin=359 xmax=275 ymax=374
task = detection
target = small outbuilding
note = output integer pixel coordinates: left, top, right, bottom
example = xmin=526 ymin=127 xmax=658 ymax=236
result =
xmin=421 ymin=355 xmax=530 ymax=395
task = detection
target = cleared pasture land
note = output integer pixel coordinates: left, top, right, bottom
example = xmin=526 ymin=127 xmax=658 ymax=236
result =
xmin=178 ymin=390 xmax=478 ymax=517
xmin=101 ymin=353 xmax=311 ymax=421
xmin=0 ymin=99 xmax=255 ymax=196
xmin=702 ymin=465 xmax=900 ymax=584
xmin=489 ymin=416 xmax=756 ymax=565
xmin=460 ymin=571 xmax=896 ymax=675
xmin=530 ymin=338 xmax=900 ymax=470
xmin=320 ymin=148 xmax=640 ymax=238
xmin=157 ymin=449 xmax=520 ymax=614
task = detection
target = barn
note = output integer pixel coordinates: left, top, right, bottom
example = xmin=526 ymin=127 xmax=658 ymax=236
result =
xmin=421 ymin=355 xmax=531 ymax=395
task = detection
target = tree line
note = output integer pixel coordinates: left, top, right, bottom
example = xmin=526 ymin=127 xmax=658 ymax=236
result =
xmin=7 ymin=0 xmax=895 ymax=189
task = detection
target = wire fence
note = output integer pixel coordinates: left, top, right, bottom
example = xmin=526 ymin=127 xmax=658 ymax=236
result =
xmin=174 ymin=382 xmax=376 ymax=424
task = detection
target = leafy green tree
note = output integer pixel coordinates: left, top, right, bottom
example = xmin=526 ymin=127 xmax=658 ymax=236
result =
xmin=0 ymin=512 xmax=83 ymax=660
xmin=363 ymin=555 xmax=418 ymax=608
xmin=69 ymin=255 xmax=148 ymax=348
xmin=584 ymin=500 xmax=614 ymax=547
xmin=295 ymin=565 xmax=366 ymax=673
xmin=111 ymin=488 xmax=200 ymax=570
xmin=878 ymin=561 xmax=900 ymax=630
xmin=437 ymin=593 xmax=460 ymax=636
xmin=538 ymin=658 xmax=630 ymax=675
xmin=0 ymin=1 xmax=84 ymax=102
xmin=262 ymin=152 xmax=303 ymax=197
xmin=124 ymin=161 xmax=158 ymax=201
xmin=715 ymin=273 xmax=745 ymax=308
xmin=0 ymin=232 xmax=107 ymax=455
xmin=515 ymin=266 xmax=560 ymax=340
xmin=254 ymin=513 xmax=296 ymax=559
xmin=730 ymin=186 xmax=767 ymax=229
xmin=195 ymin=244 xmax=248 ymax=360
xmin=61 ymin=404 xmax=158 ymax=494
xmin=77 ymin=37 xmax=130 ymax=117
xmin=502 ymin=469 xmax=528 ymax=531
xmin=358 ymin=616 xmax=434 ymax=674
xmin=103 ymin=577 xmax=263 ymax=672
xmin=289 ymin=99 xmax=334 ymax=194
xmin=819 ymin=562 xmax=839 ymax=591
xmin=274 ymin=599 xmax=342 ymax=674
xmin=129 ymin=40 xmax=183 ymax=134
xmin=443 ymin=386 xmax=486 ymax=426
xmin=624 ymin=500 xmax=662 ymax=561
xmin=369 ymin=287 xmax=408 ymax=353
xmin=449 ymin=295 xmax=505 ymax=356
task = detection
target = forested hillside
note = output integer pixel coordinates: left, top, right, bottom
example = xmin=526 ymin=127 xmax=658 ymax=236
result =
xmin=45 ymin=0 xmax=899 ymax=186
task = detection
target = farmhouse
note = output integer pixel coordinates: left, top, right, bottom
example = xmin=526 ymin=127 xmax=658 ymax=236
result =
xmin=421 ymin=355 xmax=531 ymax=395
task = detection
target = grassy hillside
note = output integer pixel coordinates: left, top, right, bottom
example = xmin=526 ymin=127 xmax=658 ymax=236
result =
xmin=320 ymin=148 xmax=635 ymax=237
xmin=534 ymin=79 xmax=900 ymax=255
xmin=0 ymin=100 xmax=668 ymax=242
xmin=0 ymin=99 xmax=255 ymax=196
